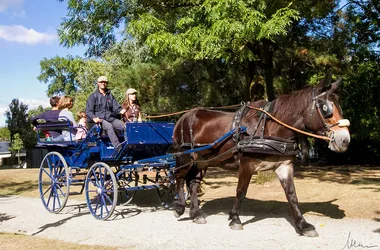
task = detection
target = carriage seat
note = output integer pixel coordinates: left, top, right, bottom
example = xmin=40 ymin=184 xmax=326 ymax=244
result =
xmin=87 ymin=122 xmax=124 ymax=139
xmin=36 ymin=119 xmax=77 ymax=144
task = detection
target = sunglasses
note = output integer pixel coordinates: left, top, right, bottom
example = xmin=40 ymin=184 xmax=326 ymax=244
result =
xmin=99 ymin=81 xmax=108 ymax=84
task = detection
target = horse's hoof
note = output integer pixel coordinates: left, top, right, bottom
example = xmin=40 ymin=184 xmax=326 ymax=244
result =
xmin=173 ymin=210 xmax=181 ymax=218
xmin=229 ymin=223 xmax=243 ymax=230
xmin=193 ymin=217 xmax=207 ymax=224
xmin=302 ymin=229 xmax=319 ymax=237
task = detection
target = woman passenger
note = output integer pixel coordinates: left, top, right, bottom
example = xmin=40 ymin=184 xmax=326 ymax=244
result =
xmin=57 ymin=96 xmax=77 ymax=141
xmin=122 ymin=88 xmax=142 ymax=122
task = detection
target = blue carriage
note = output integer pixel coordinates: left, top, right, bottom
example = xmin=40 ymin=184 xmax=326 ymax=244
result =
xmin=36 ymin=119 xmax=176 ymax=220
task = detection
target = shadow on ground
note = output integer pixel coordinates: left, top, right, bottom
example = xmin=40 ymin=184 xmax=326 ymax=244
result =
xmin=0 ymin=213 xmax=15 ymax=222
xmin=31 ymin=212 xmax=87 ymax=236
xmin=200 ymin=196 xmax=345 ymax=228
xmin=0 ymin=181 xmax=37 ymax=197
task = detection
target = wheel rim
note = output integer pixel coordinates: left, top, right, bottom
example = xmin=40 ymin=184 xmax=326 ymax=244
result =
xmin=85 ymin=162 xmax=117 ymax=220
xmin=38 ymin=151 xmax=70 ymax=213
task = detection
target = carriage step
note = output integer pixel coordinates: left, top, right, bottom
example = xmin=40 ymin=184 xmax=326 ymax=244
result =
xmin=70 ymin=182 xmax=85 ymax=186
xmin=69 ymin=191 xmax=83 ymax=195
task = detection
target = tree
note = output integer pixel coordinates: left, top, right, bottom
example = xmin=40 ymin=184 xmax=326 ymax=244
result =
xmin=5 ymin=99 xmax=36 ymax=149
xmin=0 ymin=127 xmax=10 ymax=141
xmin=9 ymin=133 xmax=23 ymax=167
xmin=57 ymin=0 xmax=300 ymax=101
xmin=38 ymin=56 xmax=84 ymax=96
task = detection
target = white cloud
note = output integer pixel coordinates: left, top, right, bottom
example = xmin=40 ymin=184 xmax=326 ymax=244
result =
xmin=11 ymin=9 xmax=26 ymax=19
xmin=19 ymin=98 xmax=50 ymax=109
xmin=0 ymin=25 xmax=57 ymax=45
xmin=0 ymin=98 xmax=50 ymax=126
xmin=0 ymin=0 xmax=24 ymax=12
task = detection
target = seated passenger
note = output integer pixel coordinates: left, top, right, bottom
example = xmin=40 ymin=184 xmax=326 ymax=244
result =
xmin=30 ymin=96 xmax=61 ymax=140
xmin=86 ymin=76 xmax=126 ymax=149
xmin=122 ymin=88 xmax=142 ymax=123
xmin=57 ymin=96 xmax=77 ymax=141
xmin=76 ymin=111 xmax=87 ymax=140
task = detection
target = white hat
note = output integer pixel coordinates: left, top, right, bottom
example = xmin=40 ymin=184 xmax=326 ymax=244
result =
xmin=97 ymin=76 xmax=108 ymax=82
xmin=126 ymin=88 xmax=138 ymax=95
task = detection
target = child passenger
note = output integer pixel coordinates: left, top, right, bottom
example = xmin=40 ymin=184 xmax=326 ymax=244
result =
xmin=76 ymin=111 xmax=87 ymax=140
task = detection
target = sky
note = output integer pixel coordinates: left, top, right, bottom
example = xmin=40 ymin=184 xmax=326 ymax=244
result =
xmin=0 ymin=0 xmax=85 ymax=127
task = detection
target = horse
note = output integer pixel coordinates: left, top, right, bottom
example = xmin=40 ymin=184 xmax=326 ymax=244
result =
xmin=171 ymin=76 xmax=350 ymax=237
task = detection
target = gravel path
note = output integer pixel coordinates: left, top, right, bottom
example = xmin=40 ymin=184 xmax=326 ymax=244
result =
xmin=1 ymin=196 xmax=379 ymax=250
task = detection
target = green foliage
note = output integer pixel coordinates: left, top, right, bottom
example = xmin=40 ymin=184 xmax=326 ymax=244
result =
xmin=0 ymin=127 xmax=10 ymax=141
xmin=129 ymin=0 xmax=299 ymax=62
xmin=9 ymin=133 xmax=23 ymax=166
xmin=38 ymin=56 xmax=84 ymax=96
xmin=341 ymin=56 xmax=380 ymax=163
xmin=5 ymin=99 xmax=36 ymax=149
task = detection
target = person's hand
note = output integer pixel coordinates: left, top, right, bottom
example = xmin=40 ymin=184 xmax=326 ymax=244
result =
xmin=120 ymin=108 xmax=126 ymax=115
xmin=93 ymin=117 xmax=101 ymax=123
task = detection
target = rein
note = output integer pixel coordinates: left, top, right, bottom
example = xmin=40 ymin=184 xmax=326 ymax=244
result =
xmin=247 ymin=106 xmax=333 ymax=141
xmin=143 ymin=104 xmax=241 ymax=119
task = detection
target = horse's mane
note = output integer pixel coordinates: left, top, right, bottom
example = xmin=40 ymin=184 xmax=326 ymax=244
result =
xmin=272 ymin=86 xmax=313 ymax=118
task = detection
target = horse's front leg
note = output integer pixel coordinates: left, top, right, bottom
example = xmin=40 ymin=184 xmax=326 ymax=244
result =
xmin=173 ymin=155 xmax=191 ymax=218
xmin=173 ymin=176 xmax=186 ymax=218
xmin=187 ymin=166 xmax=207 ymax=224
xmin=275 ymin=160 xmax=319 ymax=237
xmin=229 ymin=160 xmax=253 ymax=230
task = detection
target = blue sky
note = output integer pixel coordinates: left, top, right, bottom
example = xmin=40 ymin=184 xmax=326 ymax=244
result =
xmin=0 ymin=0 xmax=85 ymax=127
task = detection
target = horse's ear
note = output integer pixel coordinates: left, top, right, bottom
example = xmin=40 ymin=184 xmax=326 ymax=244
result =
xmin=329 ymin=77 xmax=343 ymax=93
xmin=317 ymin=70 xmax=332 ymax=90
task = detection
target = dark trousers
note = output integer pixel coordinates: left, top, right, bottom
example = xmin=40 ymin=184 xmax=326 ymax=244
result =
xmin=102 ymin=119 xmax=125 ymax=147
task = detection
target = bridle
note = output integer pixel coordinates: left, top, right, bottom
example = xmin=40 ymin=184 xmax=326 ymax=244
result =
xmin=310 ymin=88 xmax=350 ymax=142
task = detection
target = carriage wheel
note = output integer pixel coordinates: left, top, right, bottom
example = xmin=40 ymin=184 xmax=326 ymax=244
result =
xmin=38 ymin=151 xmax=70 ymax=213
xmin=85 ymin=162 xmax=117 ymax=220
xmin=117 ymin=171 xmax=137 ymax=206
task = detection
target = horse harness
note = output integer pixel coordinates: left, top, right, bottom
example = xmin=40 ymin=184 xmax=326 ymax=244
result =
xmin=236 ymin=101 xmax=299 ymax=156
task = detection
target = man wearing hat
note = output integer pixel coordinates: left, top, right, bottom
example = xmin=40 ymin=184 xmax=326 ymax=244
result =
xmin=85 ymin=76 xmax=126 ymax=149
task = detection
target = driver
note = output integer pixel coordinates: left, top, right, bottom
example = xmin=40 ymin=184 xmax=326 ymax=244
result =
xmin=85 ymin=76 xmax=126 ymax=150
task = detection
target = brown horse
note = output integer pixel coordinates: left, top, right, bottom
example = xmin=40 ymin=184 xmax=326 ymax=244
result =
xmin=172 ymin=77 xmax=350 ymax=237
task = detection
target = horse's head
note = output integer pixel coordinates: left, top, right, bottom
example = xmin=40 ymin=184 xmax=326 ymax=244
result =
xmin=304 ymin=77 xmax=350 ymax=152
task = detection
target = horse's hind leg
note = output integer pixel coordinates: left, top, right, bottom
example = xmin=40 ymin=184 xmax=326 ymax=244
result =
xmin=275 ymin=161 xmax=319 ymax=237
xmin=187 ymin=165 xmax=207 ymax=224
xmin=229 ymin=161 xmax=253 ymax=230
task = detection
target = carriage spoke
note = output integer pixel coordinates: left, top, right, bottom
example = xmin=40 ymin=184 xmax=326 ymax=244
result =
xmin=42 ymin=184 xmax=53 ymax=197
xmin=85 ymin=162 xmax=117 ymax=220
xmin=39 ymin=152 xmax=69 ymax=214
xmin=41 ymin=168 xmax=54 ymax=181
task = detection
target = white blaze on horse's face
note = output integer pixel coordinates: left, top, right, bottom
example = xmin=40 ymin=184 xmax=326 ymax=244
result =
xmin=326 ymin=103 xmax=351 ymax=153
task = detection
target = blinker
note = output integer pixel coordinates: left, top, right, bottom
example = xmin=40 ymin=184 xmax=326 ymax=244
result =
xmin=318 ymin=100 xmax=333 ymax=118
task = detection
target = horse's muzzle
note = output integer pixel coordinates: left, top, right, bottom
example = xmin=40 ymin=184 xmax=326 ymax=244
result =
xmin=328 ymin=126 xmax=350 ymax=152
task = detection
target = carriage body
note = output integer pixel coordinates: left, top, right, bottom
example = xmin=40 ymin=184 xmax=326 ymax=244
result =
xmin=36 ymin=119 xmax=176 ymax=220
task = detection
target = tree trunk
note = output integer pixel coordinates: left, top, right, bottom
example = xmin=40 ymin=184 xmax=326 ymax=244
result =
xmin=261 ymin=40 xmax=275 ymax=101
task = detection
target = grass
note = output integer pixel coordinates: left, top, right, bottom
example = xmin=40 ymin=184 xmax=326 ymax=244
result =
xmin=0 ymin=168 xmax=39 ymax=197
xmin=0 ymin=233 xmax=117 ymax=250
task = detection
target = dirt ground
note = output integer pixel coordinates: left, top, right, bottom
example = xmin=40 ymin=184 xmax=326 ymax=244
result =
xmin=1 ymin=165 xmax=380 ymax=220
xmin=200 ymin=165 xmax=380 ymax=220
xmin=0 ymin=166 xmax=380 ymax=249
